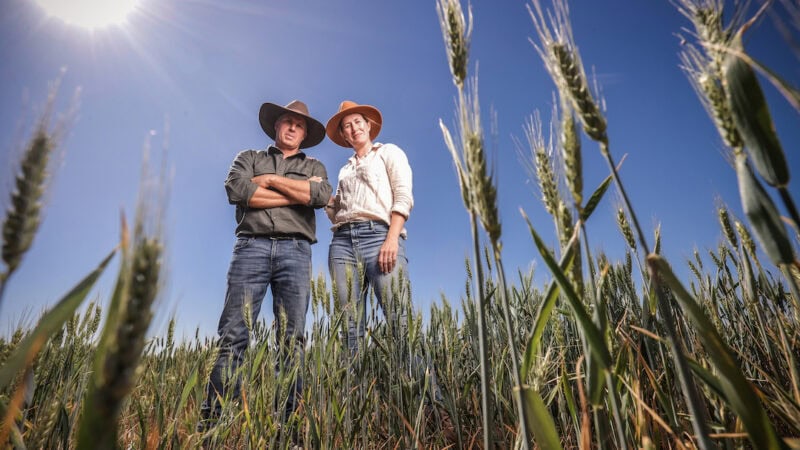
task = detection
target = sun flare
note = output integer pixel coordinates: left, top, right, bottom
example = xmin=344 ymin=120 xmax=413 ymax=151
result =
xmin=33 ymin=0 xmax=140 ymax=29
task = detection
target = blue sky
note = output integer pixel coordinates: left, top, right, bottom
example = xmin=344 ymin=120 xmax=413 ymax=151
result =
xmin=1 ymin=0 xmax=797 ymax=341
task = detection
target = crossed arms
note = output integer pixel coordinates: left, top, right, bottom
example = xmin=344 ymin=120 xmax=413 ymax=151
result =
xmin=248 ymin=174 xmax=322 ymax=208
xmin=224 ymin=150 xmax=331 ymax=210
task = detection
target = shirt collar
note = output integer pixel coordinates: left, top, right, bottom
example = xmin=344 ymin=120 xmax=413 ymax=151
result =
xmin=347 ymin=142 xmax=383 ymax=164
xmin=268 ymin=146 xmax=306 ymax=159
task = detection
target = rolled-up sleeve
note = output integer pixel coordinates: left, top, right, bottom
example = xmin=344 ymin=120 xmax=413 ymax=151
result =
xmin=384 ymin=145 xmax=414 ymax=219
xmin=224 ymin=150 xmax=258 ymax=207
xmin=308 ymin=160 xmax=332 ymax=208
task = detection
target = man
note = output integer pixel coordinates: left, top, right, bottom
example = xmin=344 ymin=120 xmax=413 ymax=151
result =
xmin=199 ymin=100 xmax=332 ymax=435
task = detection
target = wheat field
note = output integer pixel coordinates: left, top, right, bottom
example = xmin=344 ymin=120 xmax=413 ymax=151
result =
xmin=2 ymin=0 xmax=799 ymax=449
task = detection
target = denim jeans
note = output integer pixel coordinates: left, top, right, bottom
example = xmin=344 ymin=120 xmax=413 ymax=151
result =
xmin=329 ymin=220 xmax=442 ymax=402
xmin=201 ymin=236 xmax=311 ymax=422
xmin=329 ymin=220 xmax=408 ymax=352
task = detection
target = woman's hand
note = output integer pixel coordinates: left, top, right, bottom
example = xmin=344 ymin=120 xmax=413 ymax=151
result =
xmin=379 ymin=235 xmax=399 ymax=273
xmin=325 ymin=196 xmax=337 ymax=223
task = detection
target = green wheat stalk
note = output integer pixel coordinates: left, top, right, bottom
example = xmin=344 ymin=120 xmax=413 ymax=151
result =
xmin=528 ymin=1 xmax=720 ymax=448
xmin=0 ymin=78 xmax=72 ymax=305
xmin=437 ymin=1 xmax=534 ymax=443
xmin=77 ymin=132 xmax=166 ymax=449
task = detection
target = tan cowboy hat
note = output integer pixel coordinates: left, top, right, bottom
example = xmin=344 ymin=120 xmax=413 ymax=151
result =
xmin=259 ymin=100 xmax=326 ymax=149
xmin=325 ymin=100 xmax=383 ymax=148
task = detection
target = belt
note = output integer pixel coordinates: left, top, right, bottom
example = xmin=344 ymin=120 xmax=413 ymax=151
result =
xmin=335 ymin=220 xmax=385 ymax=231
xmin=248 ymin=234 xmax=307 ymax=241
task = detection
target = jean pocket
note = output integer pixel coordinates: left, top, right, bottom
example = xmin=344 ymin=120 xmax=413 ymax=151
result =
xmin=291 ymin=239 xmax=311 ymax=256
xmin=369 ymin=223 xmax=389 ymax=235
xmin=233 ymin=237 xmax=252 ymax=251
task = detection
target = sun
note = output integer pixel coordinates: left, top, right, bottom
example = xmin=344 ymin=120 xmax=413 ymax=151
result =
xmin=33 ymin=0 xmax=140 ymax=29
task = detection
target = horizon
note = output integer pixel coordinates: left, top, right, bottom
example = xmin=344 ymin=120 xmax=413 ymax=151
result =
xmin=1 ymin=0 xmax=798 ymax=342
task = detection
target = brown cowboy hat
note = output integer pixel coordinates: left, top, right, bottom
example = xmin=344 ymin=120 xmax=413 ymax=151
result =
xmin=259 ymin=100 xmax=326 ymax=149
xmin=325 ymin=100 xmax=382 ymax=148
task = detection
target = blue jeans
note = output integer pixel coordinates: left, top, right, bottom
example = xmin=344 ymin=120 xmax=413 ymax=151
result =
xmin=329 ymin=220 xmax=443 ymax=402
xmin=201 ymin=236 xmax=311 ymax=422
xmin=329 ymin=220 xmax=409 ymax=353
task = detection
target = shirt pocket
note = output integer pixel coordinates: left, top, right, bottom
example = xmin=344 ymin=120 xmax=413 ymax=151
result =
xmin=285 ymin=166 xmax=312 ymax=180
xmin=253 ymin=158 xmax=276 ymax=176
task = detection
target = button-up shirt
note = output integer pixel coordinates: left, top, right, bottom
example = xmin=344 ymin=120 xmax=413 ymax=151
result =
xmin=328 ymin=143 xmax=413 ymax=236
xmin=225 ymin=147 xmax=332 ymax=243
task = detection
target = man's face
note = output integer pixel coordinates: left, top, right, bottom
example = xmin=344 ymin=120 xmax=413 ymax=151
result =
xmin=274 ymin=113 xmax=307 ymax=150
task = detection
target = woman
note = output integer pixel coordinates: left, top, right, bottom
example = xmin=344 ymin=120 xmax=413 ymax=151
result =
xmin=325 ymin=100 xmax=456 ymax=442
xmin=324 ymin=100 xmax=413 ymax=354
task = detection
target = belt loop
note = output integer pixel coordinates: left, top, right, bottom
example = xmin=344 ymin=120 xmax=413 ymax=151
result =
xmin=369 ymin=220 xmax=374 ymax=230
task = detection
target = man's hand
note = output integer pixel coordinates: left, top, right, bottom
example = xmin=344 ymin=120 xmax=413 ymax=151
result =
xmin=250 ymin=174 xmax=321 ymax=206
xmin=251 ymin=174 xmax=278 ymax=188
xmin=252 ymin=174 xmax=321 ymax=188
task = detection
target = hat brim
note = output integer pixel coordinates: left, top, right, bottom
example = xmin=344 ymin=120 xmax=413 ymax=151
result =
xmin=259 ymin=103 xmax=326 ymax=149
xmin=325 ymin=105 xmax=382 ymax=148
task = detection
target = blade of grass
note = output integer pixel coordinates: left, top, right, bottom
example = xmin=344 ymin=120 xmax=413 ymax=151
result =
xmin=518 ymin=385 xmax=564 ymax=450
xmin=0 ymin=248 xmax=116 ymax=443
xmin=522 ymin=173 xmax=612 ymax=380
xmin=0 ymin=249 xmax=116 ymax=388
xmin=523 ymin=213 xmax=611 ymax=368
xmin=648 ymin=254 xmax=788 ymax=450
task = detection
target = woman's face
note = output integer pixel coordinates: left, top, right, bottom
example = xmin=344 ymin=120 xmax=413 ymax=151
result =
xmin=339 ymin=113 xmax=371 ymax=148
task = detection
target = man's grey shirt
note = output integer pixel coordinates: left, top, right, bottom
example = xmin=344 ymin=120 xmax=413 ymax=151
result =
xmin=225 ymin=146 xmax=332 ymax=243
